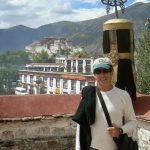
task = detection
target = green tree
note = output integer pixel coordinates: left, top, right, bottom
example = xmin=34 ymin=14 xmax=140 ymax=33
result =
xmin=0 ymin=51 xmax=30 ymax=66
xmin=0 ymin=50 xmax=30 ymax=95
xmin=31 ymin=50 xmax=55 ymax=63
xmin=135 ymin=28 xmax=150 ymax=94
xmin=70 ymin=50 xmax=91 ymax=58
xmin=61 ymin=47 xmax=73 ymax=56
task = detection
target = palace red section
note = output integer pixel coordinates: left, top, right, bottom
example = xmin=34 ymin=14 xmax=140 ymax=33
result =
xmin=0 ymin=94 xmax=81 ymax=118
xmin=0 ymin=94 xmax=149 ymax=119
xmin=134 ymin=94 xmax=150 ymax=119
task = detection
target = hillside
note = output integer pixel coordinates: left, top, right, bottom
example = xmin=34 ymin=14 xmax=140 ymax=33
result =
xmin=0 ymin=2 xmax=149 ymax=54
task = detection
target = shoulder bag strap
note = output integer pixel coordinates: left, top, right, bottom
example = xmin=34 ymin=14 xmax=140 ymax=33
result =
xmin=96 ymin=86 xmax=119 ymax=143
xmin=96 ymin=87 xmax=118 ymax=143
xmin=96 ymin=86 xmax=113 ymax=127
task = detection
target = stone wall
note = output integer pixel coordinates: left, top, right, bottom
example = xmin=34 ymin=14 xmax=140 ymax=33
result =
xmin=137 ymin=118 xmax=150 ymax=150
xmin=0 ymin=94 xmax=79 ymax=150
xmin=0 ymin=94 xmax=149 ymax=150
xmin=0 ymin=116 xmax=76 ymax=150
xmin=0 ymin=116 xmax=150 ymax=150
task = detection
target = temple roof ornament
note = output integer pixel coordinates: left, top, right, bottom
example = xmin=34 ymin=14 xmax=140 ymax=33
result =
xmin=100 ymin=0 xmax=127 ymax=18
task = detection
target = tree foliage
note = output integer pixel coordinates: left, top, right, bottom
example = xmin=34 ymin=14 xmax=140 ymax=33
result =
xmin=70 ymin=50 xmax=92 ymax=58
xmin=31 ymin=50 xmax=55 ymax=63
xmin=0 ymin=50 xmax=30 ymax=95
xmin=135 ymin=28 xmax=150 ymax=94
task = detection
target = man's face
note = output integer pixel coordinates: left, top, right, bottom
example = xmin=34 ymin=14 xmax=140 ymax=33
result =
xmin=93 ymin=68 xmax=113 ymax=86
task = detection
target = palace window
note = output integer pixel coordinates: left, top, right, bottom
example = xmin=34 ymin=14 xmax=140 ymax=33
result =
xmin=88 ymin=81 xmax=95 ymax=86
xmin=24 ymin=75 xmax=27 ymax=83
xmin=49 ymin=78 xmax=53 ymax=87
xmin=67 ymin=60 xmax=71 ymax=72
xmin=80 ymin=81 xmax=85 ymax=91
xmin=63 ymin=79 xmax=68 ymax=89
xmin=30 ymin=75 xmax=34 ymax=84
xmin=78 ymin=60 xmax=83 ymax=73
xmin=85 ymin=60 xmax=91 ymax=73
xmin=71 ymin=80 xmax=76 ymax=90
xmin=56 ymin=78 xmax=60 ymax=88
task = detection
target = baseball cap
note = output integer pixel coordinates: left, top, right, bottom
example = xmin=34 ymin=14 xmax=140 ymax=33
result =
xmin=93 ymin=57 xmax=112 ymax=71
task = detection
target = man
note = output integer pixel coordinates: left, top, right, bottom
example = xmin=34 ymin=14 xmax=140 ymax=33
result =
xmin=72 ymin=57 xmax=137 ymax=150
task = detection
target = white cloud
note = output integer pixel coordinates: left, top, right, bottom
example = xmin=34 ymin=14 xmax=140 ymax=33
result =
xmin=0 ymin=0 xmax=107 ymax=29
xmin=130 ymin=0 xmax=150 ymax=5
xmin=0 ymin=0 xmax=149 ymax=29
xmin=0 ymin=21 xmax=10 ymax=28
xmin=73 ymin=0 xmax=97 ymax=3
xmin=71 ymin=8 xmax=106 ymax=22
xmin=7 ymin=0 xmax=29 ymax=6
xmin=51 ymin=2 xmax=74 ymax=14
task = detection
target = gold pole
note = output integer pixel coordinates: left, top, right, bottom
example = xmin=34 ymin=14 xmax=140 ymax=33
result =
xmin=114 ymin=0 xmax=119 ymax=18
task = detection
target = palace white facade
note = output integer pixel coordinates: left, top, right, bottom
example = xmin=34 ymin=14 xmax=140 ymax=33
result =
xmin=25 ymin=37 xmax=84 ymax=56
xmin=25 ymin=37 xmax=69 ymax=55
xmin=18 ymin=56 xmax=95 ymax=94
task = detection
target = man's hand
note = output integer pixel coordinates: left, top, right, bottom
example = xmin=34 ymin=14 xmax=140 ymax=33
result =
xmin=107 ymin=123 xmax=120 ymax=138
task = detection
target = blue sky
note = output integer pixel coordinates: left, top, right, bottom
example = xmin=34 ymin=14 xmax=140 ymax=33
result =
xmin=0 ymin=0 xmax=149 ymax=29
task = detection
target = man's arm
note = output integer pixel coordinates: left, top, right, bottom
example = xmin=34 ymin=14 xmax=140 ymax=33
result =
xmin=121 ymin=92 xmax=137 ymax=135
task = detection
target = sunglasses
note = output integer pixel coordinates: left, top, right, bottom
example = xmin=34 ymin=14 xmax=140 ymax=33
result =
xmin=94 ymin=68 xmax=112 ymax=74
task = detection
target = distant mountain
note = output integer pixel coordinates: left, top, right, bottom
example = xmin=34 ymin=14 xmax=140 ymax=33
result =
xmin=0 ymin=25 xmax=38 ymax=51
xmin=0 ymin=2 xmax=149 ymax=54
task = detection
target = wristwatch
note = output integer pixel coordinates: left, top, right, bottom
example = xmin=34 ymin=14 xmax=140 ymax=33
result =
xmin=119 ymin=128 xmax=123 ymax=135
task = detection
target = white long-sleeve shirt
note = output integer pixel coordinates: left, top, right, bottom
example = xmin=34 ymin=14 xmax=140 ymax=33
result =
xmin=76 ymin=87 xmax=137 ymax=150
